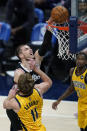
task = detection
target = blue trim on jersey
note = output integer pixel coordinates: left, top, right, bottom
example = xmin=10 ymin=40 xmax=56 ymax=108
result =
xmin=21 ymin=122 xmax=28 ymax=131
xmin=15 ymin=97 xmax=21 ymax=108
xmin=34 ymin=88 xmax=41 ymax=97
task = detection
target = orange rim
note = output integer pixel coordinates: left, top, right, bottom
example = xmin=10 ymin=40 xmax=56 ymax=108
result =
xmin=47 ymin=22 xmax=87 ymax=33
xmin=47 ymin=24 xmax=69 ymax=31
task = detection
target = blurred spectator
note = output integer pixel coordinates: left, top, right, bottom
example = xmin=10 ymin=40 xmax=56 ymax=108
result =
xmin=5 ymin=0 xmax=35 ymax=54
xmin=78 ymin=0 xmax=87 ymax=17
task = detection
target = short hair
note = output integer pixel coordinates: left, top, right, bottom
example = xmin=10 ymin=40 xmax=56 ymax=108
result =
xmin=77 ymin=52 xmax=87 ymax=60
xmin=15 ymin=44 xmax=25 ymax=59
xmin=16 ymin=43 xmax=32 ymax=59
xmin=18 ymin=73 xmax=34 ymax=95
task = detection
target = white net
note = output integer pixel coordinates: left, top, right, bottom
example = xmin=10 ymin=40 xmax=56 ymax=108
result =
xmin=47 ymin=23 xmax=76 ymax=60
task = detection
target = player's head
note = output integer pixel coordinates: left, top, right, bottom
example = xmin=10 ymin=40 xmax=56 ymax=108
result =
xmin=76 ymin=52 xmax=87 ymax=68
xmin=16 ymin=44 xmax=34 ymax=61
xmin=18 ymin=73 xmax=34 ymax=95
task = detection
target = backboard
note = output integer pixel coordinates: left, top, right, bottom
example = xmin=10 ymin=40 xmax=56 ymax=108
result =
xmin=69 ymin=0 xmax=87 ymax=53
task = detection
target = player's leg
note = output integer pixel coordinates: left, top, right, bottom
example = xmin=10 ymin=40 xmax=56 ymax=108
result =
xmin=82 ymin=110 xmax=87 ymax=131
xmin=80 ymin=127 xmax=87 ymax=131
xmin=84 ymin=126 xmax=87 ymax=131
xmin=6 ymin=109 xmax=22 ymax=131
xmin=80 ymin=128 xmax=84 ymax=131
xmin=84 ymin=111 xmax=87 ymax=131
xmin=78 ymin=109 xmax=85 ymax=131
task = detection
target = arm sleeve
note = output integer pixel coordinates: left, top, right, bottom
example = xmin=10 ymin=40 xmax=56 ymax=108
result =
xmin=38 ymin=30 xmax=52 ymax=56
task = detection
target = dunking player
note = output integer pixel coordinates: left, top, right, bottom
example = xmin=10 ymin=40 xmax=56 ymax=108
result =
xmin=3 ymin=63 xmax=52 ymax=130
xmin=6 ymin=44 xmax=42 ymax=131
xmin=35 ymin=0 xmax=75 ymax=80
xmin=52 ymin=52 xmax=87 ymax=131
xmin=35 ymin=0 xmax=71 ymax=64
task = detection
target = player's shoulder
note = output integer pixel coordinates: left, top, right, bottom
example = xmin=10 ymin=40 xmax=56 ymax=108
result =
xmin=69 ymin=67 xmax=75 ymax=76
xmin=15 ymin=68 xmax=25 ymax=73
xmin=14 ymin=68 xmax=25 ymax=78
xmin=34 ymin=87 xmax=41 ymax=97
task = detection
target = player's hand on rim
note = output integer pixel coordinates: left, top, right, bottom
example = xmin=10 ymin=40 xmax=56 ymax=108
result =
xmin=46 ymin=17 xmax=56 ymax=25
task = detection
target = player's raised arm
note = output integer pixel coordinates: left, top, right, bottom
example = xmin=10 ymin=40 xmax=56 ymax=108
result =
xmin=34 ymin=68 xmax=52 ymax=95
xmin=29 ymin=58 xmax=52 ymax=95
xmin=34 ymin=28 xmax=52 ymax=66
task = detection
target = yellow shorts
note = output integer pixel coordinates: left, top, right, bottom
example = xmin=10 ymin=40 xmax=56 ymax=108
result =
xmin=39 ymin=124 xmax=46 ymax=131
xmin=23 ymin=124 xmax=46 ymax=131
xmin=78 ymin=110 xmax=87 ymax=129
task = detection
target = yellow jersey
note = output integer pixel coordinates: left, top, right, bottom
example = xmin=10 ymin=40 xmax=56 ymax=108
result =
xmin=72 ymin=67 xmax=87 ymax=111
xmin=15 ymin=88 xmax=46 ymax=131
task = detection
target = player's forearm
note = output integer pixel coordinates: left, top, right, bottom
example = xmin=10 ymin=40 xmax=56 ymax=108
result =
xmin=3 ymin=99 xmax=9 ymax=109
xmin=3 ymin=87 xmax=17 ymax=109
xmin=38 ymin=30 xmax=52 ymax=56
xmin=3 ymin=96 xmax=12 ymax=109
xmin=35 ymin=68 xmax=52 ymax=86
xmin=57 ymin=86 xmax=74 ymax=102
xmin=34 ymin=50 xmax=43 ymax=66
xmin=14 ymin=26 xmax=23 ymax=32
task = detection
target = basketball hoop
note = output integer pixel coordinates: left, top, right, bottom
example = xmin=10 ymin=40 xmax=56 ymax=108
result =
xmin=47 ymin=22 xmax=76 ymax=60
xmin=47 ymin=21 xmax=87 ymax=60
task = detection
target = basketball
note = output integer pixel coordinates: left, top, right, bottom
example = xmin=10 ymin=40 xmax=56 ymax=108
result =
xmin=51 ymin=6 xmax=69 ymax=24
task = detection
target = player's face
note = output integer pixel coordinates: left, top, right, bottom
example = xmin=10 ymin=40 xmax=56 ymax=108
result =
xmin=20 ymin=45 xmax=34 ymax=59
xmin=76 ymin=54 xmax=86 ymax=68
